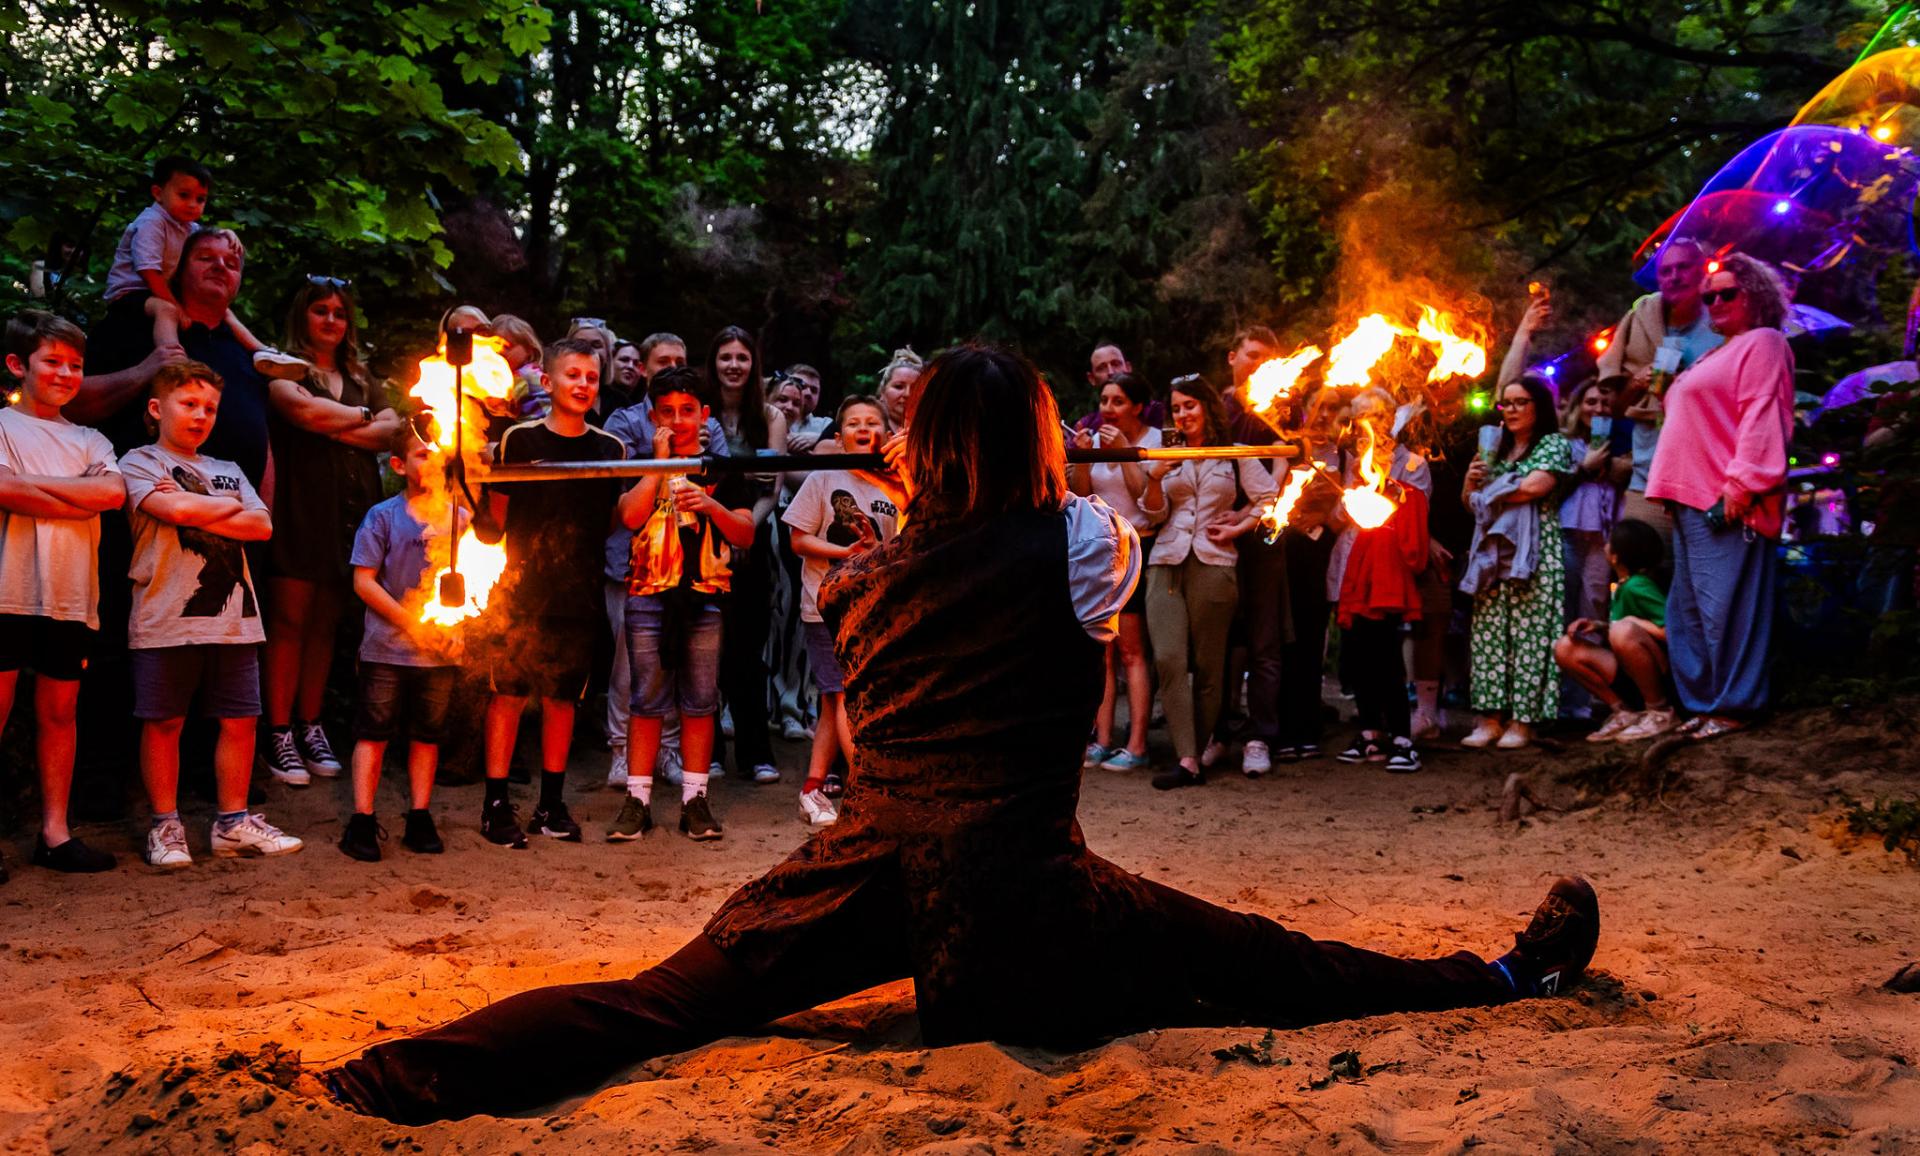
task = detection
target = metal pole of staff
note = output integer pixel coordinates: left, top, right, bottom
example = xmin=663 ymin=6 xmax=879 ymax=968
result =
xmin=478 ymin=443 xmax=1299 ymax=484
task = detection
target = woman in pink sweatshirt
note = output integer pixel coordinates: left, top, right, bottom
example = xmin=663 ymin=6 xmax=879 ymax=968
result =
xmin=1643 ymin=252 xmax=1794 ymax=740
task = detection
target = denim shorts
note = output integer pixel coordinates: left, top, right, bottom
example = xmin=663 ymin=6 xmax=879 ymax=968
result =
xmin=131 ymin=644 xmax=261 ymax=720
xmin=354 ymin=662 xmax=457 ymax=743
xmin=625 ymin=594 xmax=723 ymax=718
xmin=804 ymin=619 xmax=845 ymax=694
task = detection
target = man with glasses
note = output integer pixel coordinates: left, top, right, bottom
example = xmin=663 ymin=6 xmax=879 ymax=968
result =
xmin=1594 ymin=239 xmax=1723 ymax=551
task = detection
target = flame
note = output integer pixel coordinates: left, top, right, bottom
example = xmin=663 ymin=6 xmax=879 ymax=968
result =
xmin=408 ymin=335 xmax=519 ymax=625
xmin=1257 ymin=467 xmax=1316 ymax=543
xmin=1245 ymin=346 xmax=1323 ymax=415
xmin=1340 ymin=421 xmax=1397 ymax=530
xmin=419 ymin=530 xmax=509 ymax=627
xmin=1324 ymin=314 xmax=1410 ymax=389
xmin=1415 ymin=306 xmax=1487 ymax=382
xmin=410 ymin=336 xmax=518 ymax=450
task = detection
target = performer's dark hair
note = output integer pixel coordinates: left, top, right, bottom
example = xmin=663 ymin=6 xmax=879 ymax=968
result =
xmin=905 ymin=343 xmax=1067 ymax=517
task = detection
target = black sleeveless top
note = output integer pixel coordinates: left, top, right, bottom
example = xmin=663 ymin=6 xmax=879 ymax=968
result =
xmin=265 ymin=367 xmax=384 ymax=582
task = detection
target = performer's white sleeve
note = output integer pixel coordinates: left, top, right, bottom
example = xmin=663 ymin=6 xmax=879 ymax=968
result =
xmin=1063 ymin=494 xmax=1141 ymax=644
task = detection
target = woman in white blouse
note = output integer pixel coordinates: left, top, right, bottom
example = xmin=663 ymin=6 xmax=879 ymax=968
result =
xmin=1068 ymin=373 xmax=1162 ymax=772
xmin=1139 ymin=374 xmax=1278 ymax=789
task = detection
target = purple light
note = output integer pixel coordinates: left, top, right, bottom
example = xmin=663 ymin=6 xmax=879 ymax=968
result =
xmin=1821 ymin=452 xmax=1840 ymax=467
xmin=1542 ymin=365 xmax=1557 ymax=377
xmin=1772 ymin=199 xmax=1793 ymax=215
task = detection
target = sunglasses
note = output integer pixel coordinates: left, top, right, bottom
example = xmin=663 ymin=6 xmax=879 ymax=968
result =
xmin=306 ymin=274 xmax=352 ymax=290
xmin=1168 ymin=373 xmax=1203 ymax=387
xmin=571 ymin=316 xmax=608 ymax=330
xmin=1701 ymin=287 xmax=1742 ymax=306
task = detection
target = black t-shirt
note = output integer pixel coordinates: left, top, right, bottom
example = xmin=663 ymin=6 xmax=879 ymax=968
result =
xmin=82 ymin=310 xmax=270 ymax=486
xmin=492 ymin=420 xmax=625 ymax=621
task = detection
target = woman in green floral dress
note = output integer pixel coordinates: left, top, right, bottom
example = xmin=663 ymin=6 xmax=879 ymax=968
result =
xmin=1461 ymin=376 xmax=1572 ymax=750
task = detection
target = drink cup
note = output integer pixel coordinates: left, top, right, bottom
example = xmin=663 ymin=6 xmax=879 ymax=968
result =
xmin=1589 ymin=415 xmax=1613 ymax=442
xmin=1477 ymin=423 xmax=1503 ymax=460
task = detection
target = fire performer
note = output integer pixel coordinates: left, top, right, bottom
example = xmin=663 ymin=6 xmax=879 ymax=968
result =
xmin=322 ymin=344 xmax=1600 ymax=1125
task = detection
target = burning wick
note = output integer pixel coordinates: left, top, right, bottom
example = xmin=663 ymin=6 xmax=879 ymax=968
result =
xmin=409 ymin=327 xmax=514 ymax=625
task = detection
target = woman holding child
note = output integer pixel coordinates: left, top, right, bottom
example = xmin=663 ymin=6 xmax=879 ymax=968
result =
xmin=258 ymin=278 xmax=403 ymax=789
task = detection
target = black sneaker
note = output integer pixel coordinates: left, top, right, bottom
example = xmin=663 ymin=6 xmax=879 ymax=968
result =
xmin=1336 ymin=736 xmax=1382 ymax=764
xmin=1272 ymin=745 xmax=1303 ymax=764
xmin=402 ymin=809 xmax=444 ymax=854
xmin=821 ymin=772 xmax=844 ymax=799
xmin=679 ymin=793 xmax=723 ymax=841
xmin=1296 ymin=743 xmax=1322 ymax=760
xmin=1492 ymin=876 xmax=1601 ymax=998
xmin=1384 ymin=739 xmax=1422 ymax=774
xmin=339 ymin=813 xmax=385 ymax=862
xmin=481 ymin=796 xmax=528 ymax=848
xmin=529 ymin=801 xmax=583 ymax=842
xmin=32 ymin=834 xmax=116 ymax=873
xmin=1150 ymin=766 xmax=1204 ymax=791
xmin=606 ymin=795 xmax=653 ymax=841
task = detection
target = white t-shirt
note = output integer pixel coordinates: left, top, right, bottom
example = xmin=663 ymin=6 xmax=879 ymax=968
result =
xmin=120 ymin=444 xmax=268 ymax=648
xmin=781 ymin=470 xmax=905 ymax=622
xmin=105 ymin=202 xmax=198 ymax=301
xmin=0 ymin=407 xmax=119 ymax=629
xmin=1084 ymin=425 xmax=1163 ymax=533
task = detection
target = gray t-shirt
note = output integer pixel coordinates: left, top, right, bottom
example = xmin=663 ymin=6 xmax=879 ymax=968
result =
xmin=350 ymin=494 xmax=463 ymax=667
xmin=120 ymin=443 xmax=267 ymax=648
xmin=0 ymin=406 xmax=121 ymax=629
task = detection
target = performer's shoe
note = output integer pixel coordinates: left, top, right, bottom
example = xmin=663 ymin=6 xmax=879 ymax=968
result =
xmin=481 ymin=797 xmax=528 ymax=848
xmin=530 ymin=801 xmax=583 ymax=842
xmin=607 ymin=795 xmax=654 ymax=841
xmin=821 ymin=772 xmax=844 ymax=798
xmin=402 ymin=809 xmax=444 ymax=854
xmin=1151 ymin=765 xmax=1204 ymax=791
xmin=680 ymin=792 xmax=724 ymax=840
xmin=1491 ymin=876 xmax=1600 ymax=998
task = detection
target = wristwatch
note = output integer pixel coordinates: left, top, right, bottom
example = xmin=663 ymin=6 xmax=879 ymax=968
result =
xmin=360 ymin=406 xmax=373 ymax=424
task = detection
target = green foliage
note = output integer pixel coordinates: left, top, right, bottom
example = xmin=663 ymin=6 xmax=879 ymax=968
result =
xmin=1 ymin=0 xmax=550 ymax=326
xmin=1844 ymin=796 xmax=1920 ymax=863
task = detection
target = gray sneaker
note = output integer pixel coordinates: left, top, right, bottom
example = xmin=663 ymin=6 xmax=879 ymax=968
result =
xmin=607 ymin=795 xmax=653 ymax=842
xmin=146 ymin=818 xmax=192 ymax=870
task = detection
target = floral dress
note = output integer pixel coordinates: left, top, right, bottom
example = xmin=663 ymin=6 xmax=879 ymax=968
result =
xmin=1468 ymin=432 xmax=1572 ymax=723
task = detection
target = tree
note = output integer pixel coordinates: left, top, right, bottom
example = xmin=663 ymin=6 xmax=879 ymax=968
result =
xmin=1 ymin=0 xmax=548 ymax=328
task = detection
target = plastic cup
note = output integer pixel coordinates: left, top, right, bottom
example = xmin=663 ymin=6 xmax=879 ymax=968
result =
xmin=1589 ymin=415 xmax=1613 ymax=442
xmin=1477 ymin=424 xmax=1503 ymax=460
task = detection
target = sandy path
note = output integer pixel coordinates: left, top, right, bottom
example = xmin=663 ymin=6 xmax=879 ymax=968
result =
xmin=2 ymin=705 xmax=1916 ymax=1153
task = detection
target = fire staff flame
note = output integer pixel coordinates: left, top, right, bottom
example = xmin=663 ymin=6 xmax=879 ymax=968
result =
xmin=409 ymin=337 xmax=515 ymax=626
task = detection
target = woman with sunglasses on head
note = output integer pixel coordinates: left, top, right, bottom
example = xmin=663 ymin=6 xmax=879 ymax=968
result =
xmin=1139 ymin=373 xmax=1278 ymax=789
xmin=322 ymin=342 xmax=1599 ymax=1125
xmin=1642 ymin=253 xmax=1794 ymax=741
xmin=1459 ymin=374 xmax=1573 ymax=750
xmin=258 ymin=276 xmax=406 ymax=787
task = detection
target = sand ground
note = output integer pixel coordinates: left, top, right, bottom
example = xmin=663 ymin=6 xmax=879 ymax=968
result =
xmin=2 ymin=702 xmax=1917 ymax=1154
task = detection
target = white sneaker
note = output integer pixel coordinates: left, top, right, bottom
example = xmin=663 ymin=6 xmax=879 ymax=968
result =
xmin=780 ymin=719 xmax=814 ymax=741
xmin=211 ymin=813 xmax=304 ymax=858
xmin=799 ymin=789 xmax=838 ymax=827
xmin=607 ymin=746 xmax=629 ymax=789
xmin=709 ymin=761 xmax=725 ymax=779
xmin=252 ymin=348 xmax=309 ymax=380
xmin=1496 ymin=721 xmax=1534 ymax=749
xmin=1615 ymin=708 xmax=1677 ymax=742
xmin=753 ymin=764 xmax=781 ymax=784
xmin=145 ymin=818 xmax=192 ymax=870
xmin=1200 ymin=739 xmax=1228 ymax=769
xmin=656 ymin=746 xmax=684 ymax=786
xmin=298 ymin=722 xmax=343 ymax=777
xmin=1241 ymin=740 xmax=1272 ymax=776
xmin=261 ymin=729 xmax=310 ymax=786
xmin=1586 ymin=711 xmax=1642 ymax=743
xmin=1461 ymin=718 xmax=1504 ymax=749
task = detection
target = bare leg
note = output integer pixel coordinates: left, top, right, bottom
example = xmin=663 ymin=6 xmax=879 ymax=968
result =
xmin=538 ymin=699 xmax=575 ymax=773
xmin=406 ymin=742 xmax=438 ymax=811
xmin=1093 ymin=643 xmax=1118 ymax=749
xmin=352 ymin=740 xmax=388 ymax=813
xmin=295 ymin=584 xmax=343 ymax=723
xmin=36 ymin=676 xmax=81 ymax=843
xmin=213 ymin=716 xmax=257 ymax=814
xmin=139 ymin=717 xmax=188 ymax=815
xmin=681 ymin=714 xmax=716 ymax=781
xmin=1609 ymin=621 xmax=1671 ymax=708
xmin=804 ymin=692 xmax=842 ymax=787
xmin=263 ymin=578 xmax=318 ymax=728
xmin=483 ymin=695 xmax=527 ymax=780
xmin=626 ymin=715 xmax=664 ymax=785
xmin=1551 ymin=636 xmax=1622 ymax=709
xmin=1117 ymin=613 xmax=1150 ymax=755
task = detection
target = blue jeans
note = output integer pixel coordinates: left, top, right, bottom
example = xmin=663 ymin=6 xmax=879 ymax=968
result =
xmin=626 ymin=593 xmax=723 ymax=718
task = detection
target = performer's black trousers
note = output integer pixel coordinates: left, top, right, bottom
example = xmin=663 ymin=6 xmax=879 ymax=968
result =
xmin=1235 ymin=535 xmax=1289 ymax=743
xmin=1278 ymin=527 xmax=1336 ymax=747
xmin=1346 ymin=613 xmax=1412 ymax=740
xmin=331 ymin=873 xmax=1509 ymax=1124
xmin=716 ymin=523 xmax=777 ymax=772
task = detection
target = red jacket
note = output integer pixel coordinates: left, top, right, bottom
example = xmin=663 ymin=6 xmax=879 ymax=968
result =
xmin=1337 ymin=484 xmax=1430 ymax=627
